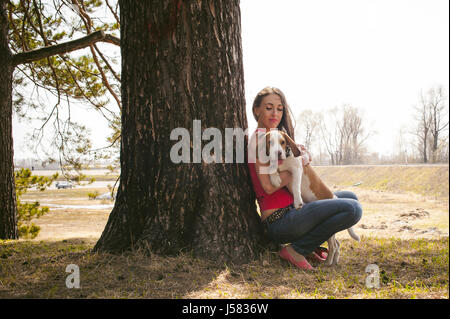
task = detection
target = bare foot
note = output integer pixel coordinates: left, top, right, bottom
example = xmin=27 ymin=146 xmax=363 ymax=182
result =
xmin=285 ymin=245 xmax=307 ymax=263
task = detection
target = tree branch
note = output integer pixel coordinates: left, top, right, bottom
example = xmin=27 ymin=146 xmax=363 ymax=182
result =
xmin=12 ymin=30 xmax=120 ymax=66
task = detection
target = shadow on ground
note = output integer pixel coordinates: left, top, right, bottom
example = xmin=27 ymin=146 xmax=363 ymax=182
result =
xmin=0 ymin=235 xmax=448 ymax=298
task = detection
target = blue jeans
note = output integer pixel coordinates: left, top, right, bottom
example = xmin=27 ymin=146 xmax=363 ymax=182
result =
xmin=265 ymin=191 xmax=362 ymax=256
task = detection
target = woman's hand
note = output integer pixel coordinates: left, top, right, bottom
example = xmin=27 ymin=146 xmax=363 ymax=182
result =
xmin=255 ymin=160 xmax=292 ymax=195
xmin=297 ymin=144 xmax=312 ymax=166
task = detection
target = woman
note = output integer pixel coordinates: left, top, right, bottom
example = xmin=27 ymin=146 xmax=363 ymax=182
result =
xmin=247 ymin=87 xmax=362 ymax=270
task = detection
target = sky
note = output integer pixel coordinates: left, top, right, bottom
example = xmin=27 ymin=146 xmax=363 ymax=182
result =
xmin=241 ymin=0 xmax=449 ymax=154
xmin=12 ymin=0 xmax=450 ymax=159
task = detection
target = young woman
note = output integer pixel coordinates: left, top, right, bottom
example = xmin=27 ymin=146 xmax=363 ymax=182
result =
xmin=247 ymin=87 xmax=362 ymax=270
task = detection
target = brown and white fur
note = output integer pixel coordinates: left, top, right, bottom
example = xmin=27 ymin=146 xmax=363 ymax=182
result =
xmin=259 ymin=130 xmax=360 ymax=266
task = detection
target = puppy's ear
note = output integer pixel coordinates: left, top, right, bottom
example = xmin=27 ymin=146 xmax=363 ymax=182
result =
xmin=281 ymin=132 xmax=301 ymax=157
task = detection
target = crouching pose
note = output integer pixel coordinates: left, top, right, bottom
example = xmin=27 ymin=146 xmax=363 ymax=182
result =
xmin=248 ymin=87 xmax=362 ymax=270
xmin=261 ymin=129 xmax=360 ymax=266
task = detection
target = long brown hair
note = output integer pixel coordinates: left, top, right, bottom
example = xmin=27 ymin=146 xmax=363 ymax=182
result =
xmin=252 ymin=87 xmax=296 ymax=141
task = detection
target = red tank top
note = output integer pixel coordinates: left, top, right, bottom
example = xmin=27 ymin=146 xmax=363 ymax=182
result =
xmin=247 ymin=162 xmax=293 ymax=211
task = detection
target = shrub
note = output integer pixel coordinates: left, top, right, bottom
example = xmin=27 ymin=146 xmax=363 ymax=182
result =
xmin=15 ymin=168 xmax=58 ymax=239
xmin=88 ymin=191 xmax=100 ymax=200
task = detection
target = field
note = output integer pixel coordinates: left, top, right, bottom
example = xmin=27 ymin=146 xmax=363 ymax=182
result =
xmin=0 ymin=165 xmax=448 ymax=299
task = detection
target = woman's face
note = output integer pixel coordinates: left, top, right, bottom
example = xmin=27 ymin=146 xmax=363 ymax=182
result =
xmin=255 ymin=94 xmax=284 ymax=130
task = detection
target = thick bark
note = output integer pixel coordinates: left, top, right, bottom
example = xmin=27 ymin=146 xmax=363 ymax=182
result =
xmin=0 ymin=0 xmax=17 ymax=239
xmin=94 ymin=0 xmax=266 ymax=263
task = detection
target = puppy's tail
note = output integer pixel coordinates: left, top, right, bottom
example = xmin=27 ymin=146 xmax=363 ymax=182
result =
xmin=347 ymin=227 xmax=360 ymax=242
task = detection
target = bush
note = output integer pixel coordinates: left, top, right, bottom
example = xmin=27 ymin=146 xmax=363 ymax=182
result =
xmin=15 ymin=168 xmax=58 ymax=239
xmin=88 ymin=191 xmax=100 ymax=200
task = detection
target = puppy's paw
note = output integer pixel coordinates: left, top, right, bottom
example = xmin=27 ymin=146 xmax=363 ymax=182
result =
xmin=334 ymin=251 xmax=340 ymax=265
xmin=325 ymin=252 xmax=334 ymax=266
xmin=294 ymin=199 xmax=304 ymax=209
xmin=270 ymin=174 xmax=282 ymax=188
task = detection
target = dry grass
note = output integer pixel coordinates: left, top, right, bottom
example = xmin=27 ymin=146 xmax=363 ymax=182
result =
xmin=315 ymin=165 xmax=449 ymax=201
xmin=0 ymin=236 xmax=447 ymax=299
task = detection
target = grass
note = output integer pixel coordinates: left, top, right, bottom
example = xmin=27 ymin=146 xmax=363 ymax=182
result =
xmin=0 ymin=236 xmax=448 ymax=299
xmin=73 ymin=175 xmax=119 ymax=182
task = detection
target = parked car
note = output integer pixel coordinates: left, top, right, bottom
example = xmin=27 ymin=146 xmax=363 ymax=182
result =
xmin=55 ymin=181 xmax=74 ymax=189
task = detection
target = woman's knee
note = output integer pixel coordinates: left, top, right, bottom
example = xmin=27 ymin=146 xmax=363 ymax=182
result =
xmin=334 ymin=190 xmax=358 ymax=201
xmin=350 ymin=200 xmax=363 ymax=224
xmin=338 ymin=198 xmax=362 ymax=225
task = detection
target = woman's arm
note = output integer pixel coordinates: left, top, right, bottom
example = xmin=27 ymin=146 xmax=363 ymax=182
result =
xmin=255 ymin=159 xmax=292 ymax=195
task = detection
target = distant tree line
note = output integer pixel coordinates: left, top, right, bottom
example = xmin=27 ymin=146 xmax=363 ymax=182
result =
xmin=411 ymin=86 xmax=449 ymax=164
xmin=295 ymin=85 xmax=449 ymax=166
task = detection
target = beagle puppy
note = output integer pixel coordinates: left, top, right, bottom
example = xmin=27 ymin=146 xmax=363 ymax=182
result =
xmin=259 ymin=129 xmax=360 ymax=266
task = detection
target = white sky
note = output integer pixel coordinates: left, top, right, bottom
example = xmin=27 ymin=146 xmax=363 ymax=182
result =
xmin=13 ymin=0 xmax=449 ymax=159
xmin=241 ymin=0 xmax=449 ymax=154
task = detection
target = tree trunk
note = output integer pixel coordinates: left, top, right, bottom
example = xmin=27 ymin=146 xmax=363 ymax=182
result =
xmin=94 ymin=0 xmax=266 ymax=263
xmin=432 ymin=135 xmax=438 ymax=163
xmin=0 ymin=0 xmax=18 ymax=239
xmin=422 ymin=130 xmax=428 ymax=163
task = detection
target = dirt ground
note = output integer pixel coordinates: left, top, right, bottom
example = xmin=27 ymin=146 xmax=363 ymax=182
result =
xmin=23 ymin=184 xmax=449 ymax=242
xmin=337 ymin=186 xmax=449 ymax=240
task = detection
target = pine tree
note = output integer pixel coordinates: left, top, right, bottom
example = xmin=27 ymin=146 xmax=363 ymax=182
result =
xmin=0 ymin=0 xmax=120 ymax=239
xmin=93 ymin=0 xmax=266 ymax=264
